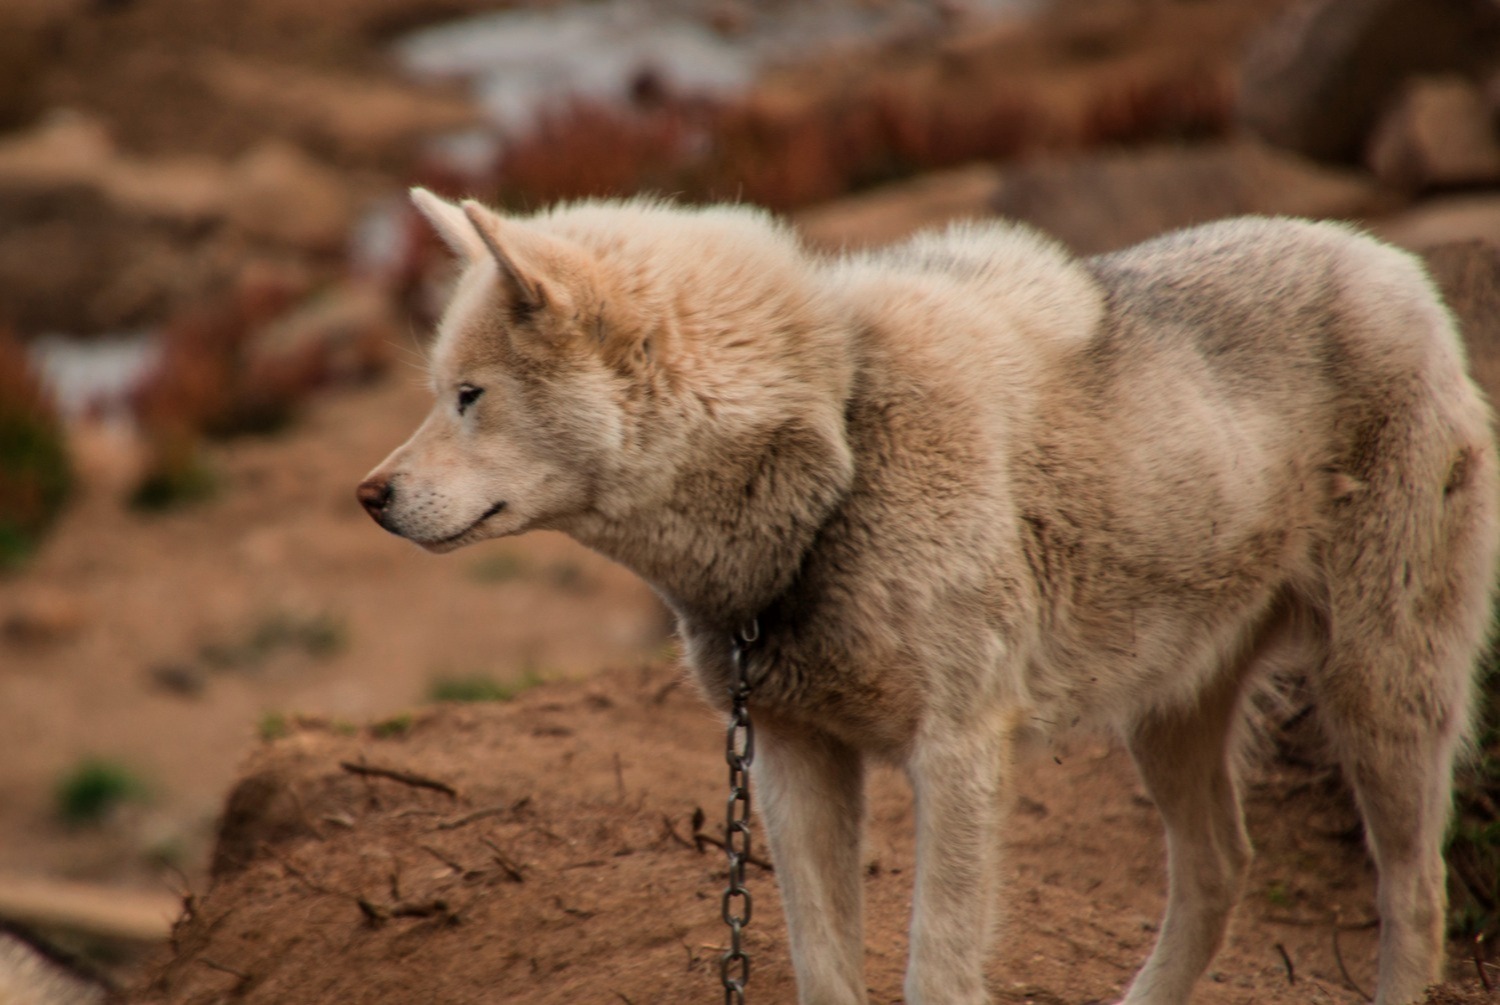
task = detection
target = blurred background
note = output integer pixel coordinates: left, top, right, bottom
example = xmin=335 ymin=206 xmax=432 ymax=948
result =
xmin=1 ymin=0 xmax=1499 ymax=997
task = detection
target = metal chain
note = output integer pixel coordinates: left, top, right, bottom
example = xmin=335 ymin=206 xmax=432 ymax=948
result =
xmin=721 ymin=619 xmax=759 ymax=1005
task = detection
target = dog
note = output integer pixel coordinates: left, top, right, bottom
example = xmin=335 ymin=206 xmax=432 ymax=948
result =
xmin=359 ymin=190 xmax=1498 ymax=1005
xmin=0 ymin=935 xmax=105 ymax=1005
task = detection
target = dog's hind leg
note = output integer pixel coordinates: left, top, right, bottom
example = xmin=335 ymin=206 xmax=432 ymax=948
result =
xmin=902 ymin=715 xmax=1015 ymax=1005
xmin=1312 ymin=401 xmax=1497 ymax=1005
xmin=1120 ymin=658 xmax=1256 ymax=1005
xmin=1313 ymin=534 xmax=1491 ymax=1000
xmin=754 ymin=717 xmax=868 ymax=1005
xmin=1311 ymin=634 xmax=1471 ymax=1005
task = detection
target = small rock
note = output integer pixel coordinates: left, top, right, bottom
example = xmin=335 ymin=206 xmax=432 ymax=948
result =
xmin=988 ymin=139 xmax=1393 ymax=256
xmin=1016 ymin=795 xmax=1049 ymax=818
xmin=1367 ymin=76 xmax=1500 ymax=190
xmin=225 ymin=141 xmax=352 ymax=253
xmin=3 ymin=587 xmax=84 ymax=645
xmin=148 ymin=662 xmax=206 ymax=698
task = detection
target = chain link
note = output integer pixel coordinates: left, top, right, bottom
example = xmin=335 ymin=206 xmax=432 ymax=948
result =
xmin=721 ymin=619 xmax=759 ymax=1005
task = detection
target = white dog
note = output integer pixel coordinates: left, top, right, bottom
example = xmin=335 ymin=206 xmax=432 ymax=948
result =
xmin=361 ymin=190 xmax=1498 ymax=1005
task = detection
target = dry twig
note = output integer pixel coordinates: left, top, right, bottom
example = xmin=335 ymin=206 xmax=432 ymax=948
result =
xmin=662 ymin=814 xmax=694 ymax=850
xmin=479 ymin=836 xmax=527 ymax=882
xmin=419 ymin=844 xmax=470 ymax=876
xmin=1273 ymin=942 xmax=1295 ymax=985
xmin=390 ymin=899 xmax=451 ymax=920
xmin=199 ymin=958 xmax=251 ymax=987
xmin=434 ymin=805 xmax=510 ymax=831
xmin=263 ymin=844 xmax=339 ymax=898
xmin=1477 ymin=935 xmax=1493 ymax=994
xmin=688 ymin=812 xmax=775 ymax=872
xmin=1264 ymin=914 xmax=1378 ymax=930
xmin=1331 ymin=922 xmax=1373 ymax=1003
xmin=339 ymin=760 xmax=459 ymax=798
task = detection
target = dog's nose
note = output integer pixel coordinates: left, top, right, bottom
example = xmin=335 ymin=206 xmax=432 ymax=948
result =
xmin=357 ymin=477 xmax=392 ymax=517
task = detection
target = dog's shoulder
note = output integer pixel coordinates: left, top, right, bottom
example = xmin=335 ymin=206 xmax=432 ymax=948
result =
xmin=826 ymin=219 xmax=1105 ymax=359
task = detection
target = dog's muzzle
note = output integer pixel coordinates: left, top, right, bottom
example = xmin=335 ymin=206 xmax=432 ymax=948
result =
xmin=357 ymin=477 xmax=395 ymax=528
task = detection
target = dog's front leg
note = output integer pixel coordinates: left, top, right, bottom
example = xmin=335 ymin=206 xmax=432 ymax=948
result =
xmin=754 ymin=717 xmax=868 ymax=1005
xmin=903 ymin=718 xmax=1013 ymax=1005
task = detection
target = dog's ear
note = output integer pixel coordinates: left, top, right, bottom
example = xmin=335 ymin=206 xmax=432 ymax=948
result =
xmin=460 ymin=200 xmax=552 ymax=314
xmin=409 ymin=187 xmax=485 ymax=261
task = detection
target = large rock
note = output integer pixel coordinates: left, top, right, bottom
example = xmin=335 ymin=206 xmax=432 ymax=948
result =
xmin=1238 ymin=0 xmax=1500 ymax=163
xmin=794 ymin=164 xmax=1003 ymax=251
xmin=194 ymin=54 xmax=480 ymax=164
xmin=1421 ymin=240 xmax=1500 ymax=405
xmin=0 ymin=118 xmax=350 ymax=331
xmin=0 ymin=118 xmax=353 ymax=250
xmin=0 ymin=0 xmax=83 ymax=129
xmin=1370 ymin=193 xmax=1500 ymax=251
xmin=0 ymin=115 xmax=229 ymax=224
xmin=225 ymin=141 xmax=353 ymax=253
xmin=1367 ymin=76 xmax=1500 ymax=190
xmin=242 ymin=283 xmax=397 ymax=394
xmin=988 ymin=139 xmax=1393 ymax=256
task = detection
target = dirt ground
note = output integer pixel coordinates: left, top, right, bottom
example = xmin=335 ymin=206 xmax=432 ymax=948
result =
xmin=127 ymin=667 xmax=1492 ymax=1005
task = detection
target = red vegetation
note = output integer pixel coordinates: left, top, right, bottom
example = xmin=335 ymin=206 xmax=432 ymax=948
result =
xmin=0 ymin=328 xmax=70 ymax=561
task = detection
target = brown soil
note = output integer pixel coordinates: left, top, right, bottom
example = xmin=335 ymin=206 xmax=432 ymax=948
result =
xmin=127 ymin=668 xmax=1492 ymax=1004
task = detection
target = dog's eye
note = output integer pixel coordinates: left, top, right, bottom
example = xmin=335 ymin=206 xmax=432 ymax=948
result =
xmin=456 ymin=384 xmax=484 ymax=416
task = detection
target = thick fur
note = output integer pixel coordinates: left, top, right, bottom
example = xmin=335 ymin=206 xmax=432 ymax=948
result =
xmin=0 ymin=936 xmax=105 ymax=1005
xmin=362 ymin=192 xmax=1499 ymax=1005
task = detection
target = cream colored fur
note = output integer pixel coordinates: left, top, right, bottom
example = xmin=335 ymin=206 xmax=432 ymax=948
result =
xmin=361 ymin=192 xmax=1500 ymax=1005
xmin=0 ymin=936 xmax=104 ymax=1005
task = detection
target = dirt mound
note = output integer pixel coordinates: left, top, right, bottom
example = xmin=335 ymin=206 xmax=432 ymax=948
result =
xmin=127 ymin=663 xmax=1492 ymax=1005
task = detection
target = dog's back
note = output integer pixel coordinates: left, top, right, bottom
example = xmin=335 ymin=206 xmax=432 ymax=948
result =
xmin=829 ymin=217 xmax=1495 ymax=729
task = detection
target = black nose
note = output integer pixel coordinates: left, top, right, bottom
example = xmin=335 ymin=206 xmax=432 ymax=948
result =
xmin=357 ymin=478 xmax=392 ymax=517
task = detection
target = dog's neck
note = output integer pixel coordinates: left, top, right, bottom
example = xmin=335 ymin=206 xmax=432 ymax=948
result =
xmin=556 ymin=248 xmax=860 ymax=631
xmin=564 ymin=415 xmax=854 ymax=630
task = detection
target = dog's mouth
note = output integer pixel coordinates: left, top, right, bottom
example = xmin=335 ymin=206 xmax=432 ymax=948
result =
xmin=421 ymin=500 xmax=508 ymax=552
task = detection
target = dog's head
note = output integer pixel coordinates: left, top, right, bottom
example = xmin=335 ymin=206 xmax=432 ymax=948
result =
xmin=358 ymin=190 xmax=652 ymax=552
xmin=360 ymin=189 xmax=857 ymax=614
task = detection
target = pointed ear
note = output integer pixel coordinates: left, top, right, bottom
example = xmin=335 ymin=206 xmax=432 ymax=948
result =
xmin=460 ymin=200 xmax=548 ymax=313
xmin=409 ymin=187 xmax=484 ymax=260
